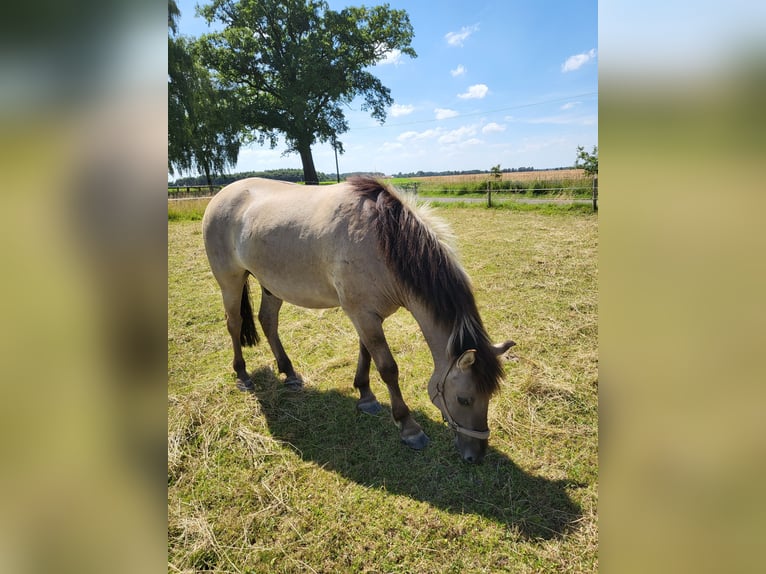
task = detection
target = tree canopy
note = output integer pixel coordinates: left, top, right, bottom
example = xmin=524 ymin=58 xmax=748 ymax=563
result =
xmin=197 ymin=0 xmax=416 ymax=184
xmin=575 ymin=145 xmax=598 ymax=177
xmin=169 ymin=1 xmax=241 ymax=187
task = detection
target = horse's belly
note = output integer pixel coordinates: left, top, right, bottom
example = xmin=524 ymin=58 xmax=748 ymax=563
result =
xmin=251 ymin=267 xmax=341 ymax=309
xmin=264 ymin=282 xmax=340 ymax=309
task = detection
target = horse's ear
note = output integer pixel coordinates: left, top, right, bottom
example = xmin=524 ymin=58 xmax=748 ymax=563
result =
xmin=492 ymin=340 xmax=516 ymax=356
xmin=457 ymin=349 xmax=477 ymax=372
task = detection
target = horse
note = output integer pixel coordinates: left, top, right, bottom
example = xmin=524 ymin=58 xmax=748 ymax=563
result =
xmin=202 ymin=176 xmax=514 ymax=463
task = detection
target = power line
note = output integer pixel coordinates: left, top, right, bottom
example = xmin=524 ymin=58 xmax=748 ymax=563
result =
xmin=351 ymin=91 xmax=598 ymax=130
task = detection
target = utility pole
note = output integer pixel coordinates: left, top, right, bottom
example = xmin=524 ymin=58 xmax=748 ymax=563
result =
xmin=332 ymin=136 xmax=340 ymax=183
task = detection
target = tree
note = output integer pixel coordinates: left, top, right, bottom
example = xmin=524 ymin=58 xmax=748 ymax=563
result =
xmin=197 ymin=0 xmax=416 ymax=184
xmin=486 ymin=164 xmax=502 ymax=207
xmin=575 ymin=145 xmax=598 ymax=176
xmin=169 ymin=0 xmax=192 ymax=172
xmin=169 ymin=2 xmax=241 ymax=188
xmin=489 ymin=164 xmax=502 ymax=187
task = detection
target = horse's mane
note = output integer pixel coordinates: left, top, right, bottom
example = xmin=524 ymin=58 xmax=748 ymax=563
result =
xmin=348 ymin=176 xmax=503 ymax=396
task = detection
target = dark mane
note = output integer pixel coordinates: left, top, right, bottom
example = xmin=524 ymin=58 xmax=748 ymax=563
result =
xmin=349 ymin=176 xmax=504 ymax=395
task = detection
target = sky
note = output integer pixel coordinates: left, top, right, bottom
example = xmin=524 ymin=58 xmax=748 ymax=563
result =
xmin=173 ymin=0 xmax=598 ymax=177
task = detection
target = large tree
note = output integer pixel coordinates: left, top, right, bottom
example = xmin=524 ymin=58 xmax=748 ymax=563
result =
xmin=197 ymin=0 xmax=416 ymax=184
xmin=169 ymin=1 xmax=241 ymax=188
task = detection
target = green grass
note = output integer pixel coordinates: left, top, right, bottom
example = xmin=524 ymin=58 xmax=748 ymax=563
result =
xmin=434 ymin=200 xmax=594 ymax=214
xmin=169 ymin=208 xmax=598 ymax=572
xmin=168 ymin=198 xmax=210 ymax=221
xmin=168 ymin=197 xmax=594 ymax=223
xmin=390 ymin=177 xmax=593 ymax=198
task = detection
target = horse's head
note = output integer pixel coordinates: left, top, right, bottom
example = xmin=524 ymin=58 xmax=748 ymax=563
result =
xmin=430 ymin=340 xmax=515 ymax=463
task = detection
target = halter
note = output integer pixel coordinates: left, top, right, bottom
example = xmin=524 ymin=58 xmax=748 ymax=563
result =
xmin=429 ymin=353 xmax=491 ymax=441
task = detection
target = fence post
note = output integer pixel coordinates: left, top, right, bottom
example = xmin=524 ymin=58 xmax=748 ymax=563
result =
xmin=487 ymin=181 xmax=492 ymax=208
xmin=592 ymin=175 xmax=598 ymax=212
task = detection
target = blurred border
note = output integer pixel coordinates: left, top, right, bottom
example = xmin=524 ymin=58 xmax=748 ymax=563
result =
xmin=0 ymin=1 xmax=167 ymax=572
xmin=600 ymin=1 xmax=766 ymax=572
xmin=1 ymin=1 xmax=764 ymax=572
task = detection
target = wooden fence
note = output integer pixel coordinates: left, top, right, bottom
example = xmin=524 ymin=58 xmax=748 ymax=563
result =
xmin=168 ymin=185 xmax=223 ymax=199
xmin=169 ymin=179 xmax=598 ymax=210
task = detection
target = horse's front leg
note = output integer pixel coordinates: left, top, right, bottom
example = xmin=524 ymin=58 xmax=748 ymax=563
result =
xmin=354 ymin=340 xmax=382 ymax=414
xmin=350 ymin=313 xmax=429 ymax=450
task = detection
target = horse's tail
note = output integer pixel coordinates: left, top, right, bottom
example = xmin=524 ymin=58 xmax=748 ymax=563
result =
xmin=239 ymin=278 xmax=260 ymax=347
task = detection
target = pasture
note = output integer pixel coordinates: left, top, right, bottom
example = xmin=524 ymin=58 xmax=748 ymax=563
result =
xmin=168 ymin=202 xmax=598 ymax=572
xmin=406 ymin=168 xmax=586 ymax=185
xmin=392 ymin=169 xmax=592 ymax=198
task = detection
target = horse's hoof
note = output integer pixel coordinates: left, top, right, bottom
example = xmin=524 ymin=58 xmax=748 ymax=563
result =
xmin=236 ymin=378 xmax=254 ymax=391
xmin=284 ymin=376 xmax=303 ymax=391
xmin=357 ymin=399 xmax=382 ymax=415
xmin=401 ymin=431 xmax=429 ymax=450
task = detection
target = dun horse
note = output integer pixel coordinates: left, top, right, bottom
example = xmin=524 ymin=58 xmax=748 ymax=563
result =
xmin=202 ymin=176 xmax=514 ymax=463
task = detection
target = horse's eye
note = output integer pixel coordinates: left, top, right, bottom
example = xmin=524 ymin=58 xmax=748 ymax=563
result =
xmin=457 ymin=396 xmax=473 ymax=407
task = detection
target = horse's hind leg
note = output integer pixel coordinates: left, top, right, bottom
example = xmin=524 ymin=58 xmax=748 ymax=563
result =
xmin=258 ymin=287 xmax=302 ymax=390
xmin=219 ymin=273 xmax=257 ymax=390
xmin=354 ymin=341 xmax=382 ymax=414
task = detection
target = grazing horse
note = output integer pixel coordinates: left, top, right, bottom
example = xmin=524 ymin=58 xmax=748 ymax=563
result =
xmin=202 ymin=176 xmax=514 ymax=463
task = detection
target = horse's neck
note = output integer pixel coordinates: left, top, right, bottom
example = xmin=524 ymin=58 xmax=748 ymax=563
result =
xmin=406 ymin=299 xmax=452 ymax=374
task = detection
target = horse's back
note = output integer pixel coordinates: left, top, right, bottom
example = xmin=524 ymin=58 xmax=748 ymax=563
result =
xmin=202 ymin=178 xmax=392 ymax=310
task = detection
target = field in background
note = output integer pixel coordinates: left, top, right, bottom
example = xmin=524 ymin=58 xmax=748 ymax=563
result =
xmin=168 ymin=196 xmax=593 ymax=222
xmin=169 ymin=169 xmax=593 ymax=199
xmin=407 ymin=168 xmax=585 ymax=185
xmin=391 ymin=169 xmax=592 ymax=197
xmin=168 ymin=207 xmax=598 ymax=572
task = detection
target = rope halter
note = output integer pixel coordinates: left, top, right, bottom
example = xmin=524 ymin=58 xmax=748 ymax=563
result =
xmin=429 ymin=352 xmax=491 ymax=441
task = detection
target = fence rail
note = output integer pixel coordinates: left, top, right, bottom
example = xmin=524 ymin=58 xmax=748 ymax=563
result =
xmin=168 ymin=179 xmax=598 ymax=210
xmin=168 ymin=185 xmax=224 ymax=199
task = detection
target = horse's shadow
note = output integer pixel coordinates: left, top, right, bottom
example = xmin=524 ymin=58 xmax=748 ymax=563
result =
xmin=248 ymin=367 xmax=583 ymax=541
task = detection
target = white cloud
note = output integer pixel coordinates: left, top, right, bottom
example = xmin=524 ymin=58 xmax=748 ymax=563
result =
xmin=378 ymin=48 xmax=402 ymax=66
xmin=450 ymin=64 xmax=466 ymax=77
xmin=482 ymin=122 xmax=506 ymax=134
xmin=390 ymin=103 xmax=415 ymax=117
xmin=445 ymin=25 xmax=479 ymax=47
xmin=434 ymin=108 xmax=459 ymax=120
xmin=457 ymin=84 xmax=489 ymax=99
xmin=562 ymin=48 xmax=597 ymax=72
xmin=398 ymin=128 xmax=442 ymax=142
xmin=560 ymin=101 xmax=582 ymax=110
xmin=524 ymin=114 xmax=598 ymax=126
xmin=438 ymin=125 xmax=478 ymax=145
xmin=380 ymin=141 xmax=403 ymax=152
xmin=515 ymin=136 xmax=567 ymax=154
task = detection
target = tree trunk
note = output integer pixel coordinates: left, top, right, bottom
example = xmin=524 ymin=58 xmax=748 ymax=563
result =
xmin=204 ymin=166 xmax=213 ymax=193
xmin=298 ymin=145 xmax=319 ymax=185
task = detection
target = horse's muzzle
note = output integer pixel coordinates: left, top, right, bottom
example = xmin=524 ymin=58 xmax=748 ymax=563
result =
xmin=456 ymin=435 xmax=487 ymax=464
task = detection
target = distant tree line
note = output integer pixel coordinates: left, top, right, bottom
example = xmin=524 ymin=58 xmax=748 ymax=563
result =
xmin=168 ymin=167 xmax=586 ymax=186
xmin=391 ymin=166 xmax=572 ymax=178
xmin=170 ymin=169 xmax=329 ymax=187
xmin=169 ymin=169 xmax=386 ymax=187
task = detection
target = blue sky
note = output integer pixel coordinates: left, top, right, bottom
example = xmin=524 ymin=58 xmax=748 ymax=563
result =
xmin=173 ymin=0 xmax=597 ymax=176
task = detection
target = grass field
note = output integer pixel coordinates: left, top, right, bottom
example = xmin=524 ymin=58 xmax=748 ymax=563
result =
xmin=403 ymin=168 xmax=586 ymax=185
xmin=168 ymin=196 xmax=593 ymax=222
xmin=391 ymin=169 xmax=592 ymax=198
xmin=170 ymin=169 xmax=593 ymax=200
xmin=168 ymin=204 xmax=598 ymax=572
